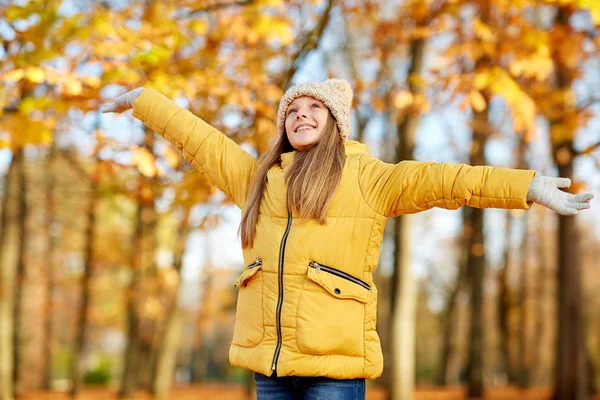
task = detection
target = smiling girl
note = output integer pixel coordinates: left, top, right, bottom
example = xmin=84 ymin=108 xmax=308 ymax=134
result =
xmin=101 ymin=78 xmax=593 ymax=400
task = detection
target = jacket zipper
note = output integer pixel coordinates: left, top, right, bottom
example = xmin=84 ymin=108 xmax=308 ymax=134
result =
xmin=271 ymin=208 xmax=293 ymax=371
xmin=247 ymin=257 xmax=262 ymax=269
xmin=309 ymin=261 xmax=371 ymax=290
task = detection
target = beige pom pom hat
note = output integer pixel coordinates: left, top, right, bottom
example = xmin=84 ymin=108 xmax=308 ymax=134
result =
xmin=276 ymin=78 xmax=353 ymax=140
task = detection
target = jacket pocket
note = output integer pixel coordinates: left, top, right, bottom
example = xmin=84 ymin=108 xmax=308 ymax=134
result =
xmin=296 ymin=261 xmax=371 ymax=357
xmin=231 ymin=258 xmax=264 ymax=347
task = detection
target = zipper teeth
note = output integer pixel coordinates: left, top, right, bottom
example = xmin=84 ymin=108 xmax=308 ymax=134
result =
xmin=247 ymin=259 xmax=262 ymax=269
xmin=272 ymin=210 xmax=293 ymax=371
xmin=309 ymin=262 xmax=371 ymax=290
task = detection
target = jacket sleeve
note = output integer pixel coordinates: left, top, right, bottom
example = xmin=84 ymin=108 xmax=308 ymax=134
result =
xmin=357 ymin=153 xmax=536 ymax=217
xmin=132 ymin=88 xmax=257 ymax=208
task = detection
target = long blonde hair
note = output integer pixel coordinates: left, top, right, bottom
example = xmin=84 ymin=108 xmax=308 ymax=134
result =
xmin=239 ymin=112 xmax=345 ymax=248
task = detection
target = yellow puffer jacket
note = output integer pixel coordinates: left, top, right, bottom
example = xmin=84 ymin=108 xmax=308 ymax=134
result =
xmin=132 ymin=88 xmax=536 ymax=380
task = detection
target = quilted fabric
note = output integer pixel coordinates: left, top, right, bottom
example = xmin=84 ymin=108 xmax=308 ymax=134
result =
xmin=132 ymin=88 xmax=536 ymax=380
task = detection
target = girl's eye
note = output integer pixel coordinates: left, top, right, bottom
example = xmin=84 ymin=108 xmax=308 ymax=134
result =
xmin=287 ymin=104 xmax=319 ymax=116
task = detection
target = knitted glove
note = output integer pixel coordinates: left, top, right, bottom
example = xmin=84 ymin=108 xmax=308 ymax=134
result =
xmin=100 ymin=88 xmax=145 ymax=113
xmin=526 ymin=175 xmax=594 ymax=215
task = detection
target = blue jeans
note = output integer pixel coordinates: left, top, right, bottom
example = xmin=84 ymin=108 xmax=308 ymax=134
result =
xmin=255 ymin=371 xmax=366 ymax=400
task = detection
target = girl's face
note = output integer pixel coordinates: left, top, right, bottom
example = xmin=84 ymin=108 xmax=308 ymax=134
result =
xmin=284 ymin=96 xmax=329 ymax=151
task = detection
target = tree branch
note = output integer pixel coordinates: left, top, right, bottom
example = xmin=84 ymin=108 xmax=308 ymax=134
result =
xmin=277 ymin=0 xmax=335 ymax=90
xmin=188 ymin=0 xmax=256 ymax=17
xmin=573 ymin=141 xmax=600 ymax=156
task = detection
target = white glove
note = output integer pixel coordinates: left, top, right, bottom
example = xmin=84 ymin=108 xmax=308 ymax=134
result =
xmin=526 ymin=175 xmax=594 ymax=215
xmin=100 ymin=87 xmax=145 ymax=113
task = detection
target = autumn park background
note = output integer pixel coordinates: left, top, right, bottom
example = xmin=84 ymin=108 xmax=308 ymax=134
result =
xmin=1 ymin=0 xmax=600 ymax=399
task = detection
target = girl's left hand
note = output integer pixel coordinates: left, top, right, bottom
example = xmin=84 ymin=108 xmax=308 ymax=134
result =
xmin=526 ymin=175 xmax=594 ymax=215
xmin=100 ymin=87 xmax=145 ymax=113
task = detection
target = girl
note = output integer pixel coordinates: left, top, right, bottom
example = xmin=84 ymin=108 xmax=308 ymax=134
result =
xmin=101 ymin=78 xmax=593 ymax=400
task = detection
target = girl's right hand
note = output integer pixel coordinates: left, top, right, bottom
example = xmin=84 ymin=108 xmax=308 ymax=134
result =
xmin=100 ymin=87 xmax=145 ymax=113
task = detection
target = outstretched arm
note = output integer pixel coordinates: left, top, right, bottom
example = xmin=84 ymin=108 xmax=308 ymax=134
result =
xmin=101 ymin=88 xmax=257 ymax=208
xmin=357 ymin=154 xmax=593 ymax=217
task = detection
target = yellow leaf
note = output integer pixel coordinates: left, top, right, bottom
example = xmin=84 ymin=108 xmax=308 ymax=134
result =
xmin=163 ymin=145 xmax=181 ymax=168
xmin=264 ymin=85 xmax=283 ymax=102
xmin=563 ymin=89 xmax=577 ymax=108
xmin=190 ymin=20 xmax=208 ymax=35
xmin=4 ymin=69 xmax=25 ymax=82
xmin=275 ymin=24 xmax=294 ymax=46
xmin=393 ymin=91 xmax=414 ymax=109
xmin=39 ymin=129 xmax=53 ymax=145
xmin=93 ymin=15 xmax=113 ymax=35
xmin=550 ymin=123 xmax=573 ymax=145
xmin=26 ymin=67 xmax=45 ymax=83
xmin=6 ymin=5 xmax=31 ymax=22
xmin=256 ymin=117 xmax=276 ymax=138
xmin=509 ymin=60 xmax=523 ymax=77
xmin=474 ymin=71 xmax=489 ymax=90
xmin=65 ymin=79 xmax=83 ymax=96
xmin=132 ymin=148 xmax=157 ymax=177
xmin=469 ymin=91 xmax=487 ymax=112
xmin=82 ymin=75 xmax=101 ymax=88
xmin=473 ymin=18 xmax=494 ymax=41
xmin=407 ymin=74 xmax=426 ymax=88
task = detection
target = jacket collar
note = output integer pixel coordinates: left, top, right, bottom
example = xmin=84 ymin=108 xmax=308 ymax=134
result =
xmin=279 ymin=140 xmax=369 ymax=169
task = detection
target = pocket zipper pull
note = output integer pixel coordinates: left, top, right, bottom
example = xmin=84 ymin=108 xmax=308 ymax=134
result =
xmin=310 ymin=261 xmax=321 ymax=272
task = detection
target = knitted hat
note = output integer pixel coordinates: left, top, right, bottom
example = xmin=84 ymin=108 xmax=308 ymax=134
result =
xmin=276 ymin=78 xmax=353 ymax=140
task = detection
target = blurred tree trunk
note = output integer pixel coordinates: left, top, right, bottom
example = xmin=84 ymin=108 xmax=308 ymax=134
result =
xmin=551 ymin=7 xmax=588 ymax=400
xmin=120 ymin=129 xmax=156 ymax=398
xmin=152 ymin=210 xmax=191 ymax=398
xmin=120 ymin=199 xmax=144 ymax=398
xmin=43 ymin=143 xmax=58 ymax=390
xmin=517 ymin=214 xmax=531 ymax=388
xmin=516 ymin=137 xmax=531 ymax=389
xmin=553 ymin=160 xmax=587 ymax=400
xmin=341 ymin=11 xmax=368 ymax=145
xmin=151 ymin=308 xmax=184 ymax=399
xmin=553 ymin=156 xmax=587 ymax=400
xmin=0 ymin=149 xmax=25 ymax=400
xmin=70 ymin=175 xmax=98 ymax=397
xmin=532 ymin=208 xmax=548 ymax=385
xmin=12 ymin=149 xmax=27 ymax=398
xmin=465 ymin=0 xmax=494 ymax=395
xmin=497 ymin=212 xmax=517 ymax=385
xmin=391 ymin=215 xmax=416 ymax=400
xmin=389 ymin=33 xmax=426 ymax=400
xmin=138 ymin=132 xmax=159 ymax=392
xmin=465 ymin=116 xmax=488 ymax=398
xmin=192 ymin=246 xmax=215 ymax=383
xmin=245 ymin=369 xmax=256 ymax=399
xmin=437 ymin=212 xmax=468 ymax=386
